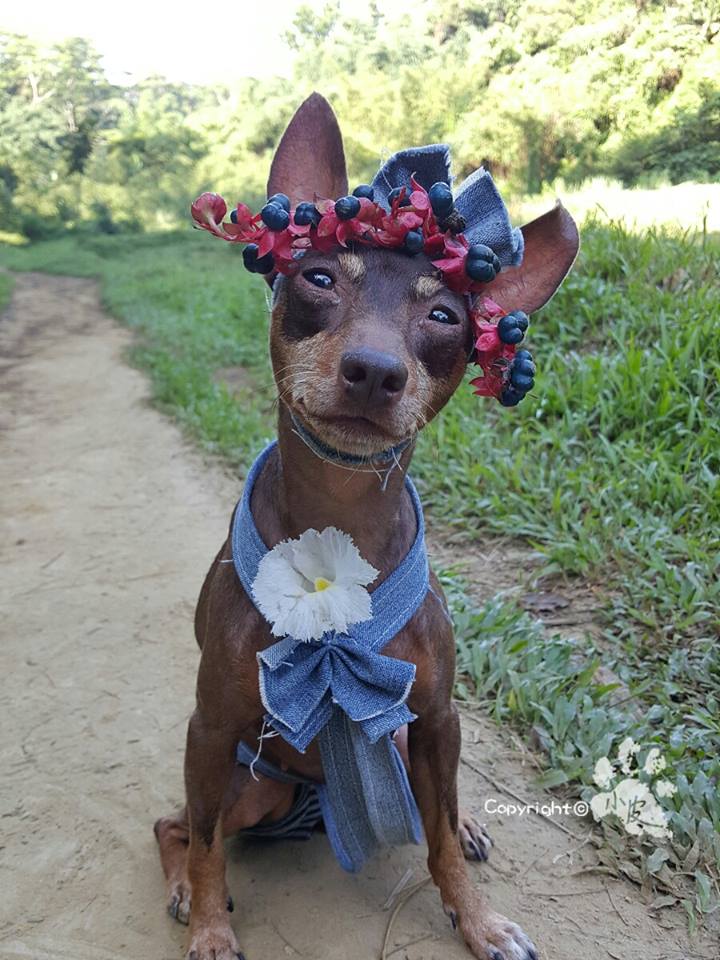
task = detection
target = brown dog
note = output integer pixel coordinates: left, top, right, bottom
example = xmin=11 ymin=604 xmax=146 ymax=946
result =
xmin=154 ymin=94 xmax=578 ymax=960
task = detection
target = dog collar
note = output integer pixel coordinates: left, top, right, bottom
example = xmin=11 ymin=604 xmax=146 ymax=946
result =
xmin=288 ymin=409 xmax=414 ymax=471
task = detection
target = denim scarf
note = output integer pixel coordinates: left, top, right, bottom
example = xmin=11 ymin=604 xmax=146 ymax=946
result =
xmin=231 ymin=441 xmax=428 ymax=871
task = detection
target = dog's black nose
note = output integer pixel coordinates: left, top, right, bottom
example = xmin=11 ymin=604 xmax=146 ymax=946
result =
xmin=340 ymin=348 xmax=408 ymax=406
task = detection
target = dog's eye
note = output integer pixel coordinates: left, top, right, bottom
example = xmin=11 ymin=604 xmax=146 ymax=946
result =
xmin=303 ymin=270 xmax=334 ymax=290
xmin=429 ymin=307 xmax=458 ymax=325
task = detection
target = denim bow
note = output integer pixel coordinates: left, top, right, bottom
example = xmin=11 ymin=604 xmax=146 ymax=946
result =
xmin=371 ymin=143 xmax=524 ymax=267
xmin=257 ymin=632 xmax=416 ymax=753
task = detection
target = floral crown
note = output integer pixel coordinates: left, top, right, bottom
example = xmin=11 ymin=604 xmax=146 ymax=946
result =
xmin=191 ymin=145 xmax=535 ymax=407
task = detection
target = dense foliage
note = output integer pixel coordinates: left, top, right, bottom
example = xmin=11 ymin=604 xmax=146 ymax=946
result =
xmin=2 ymin=0 xmax=719 ymax=237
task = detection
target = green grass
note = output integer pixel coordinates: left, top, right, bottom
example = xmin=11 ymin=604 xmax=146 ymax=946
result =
xmin=1 ymin=221 xmax=718 ymax=921
xmin=415 ymin=218 xmax=719 ymax=645
xmin=444 ymin=580 xmax=720 ymax=928
xmin=0 ymin=270 xmax=14 ymax=312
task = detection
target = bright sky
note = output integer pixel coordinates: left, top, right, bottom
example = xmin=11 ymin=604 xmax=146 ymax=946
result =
xmin=2 ymin=0 xmax=396 ymax=85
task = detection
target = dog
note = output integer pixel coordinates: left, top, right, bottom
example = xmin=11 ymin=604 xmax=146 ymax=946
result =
xmin=154 ymin=93 xmax=578 ymax=960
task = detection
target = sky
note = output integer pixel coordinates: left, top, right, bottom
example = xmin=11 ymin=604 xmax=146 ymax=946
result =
xmin=2 ymin=0 xmax=392 ymax=86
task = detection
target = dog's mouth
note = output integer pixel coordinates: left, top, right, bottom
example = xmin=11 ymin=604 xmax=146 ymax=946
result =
xmin=292 ymin=401 xmax=410 ymax=457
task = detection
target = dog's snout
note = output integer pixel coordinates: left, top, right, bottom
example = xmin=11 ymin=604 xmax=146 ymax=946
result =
xmin=340 ymin=348 xmax=408 ymax=405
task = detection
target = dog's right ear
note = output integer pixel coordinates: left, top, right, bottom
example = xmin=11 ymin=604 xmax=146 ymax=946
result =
xmin=267 ymin=93 xmax=348 ymax=207
xmin=483 ymin=202 xmax=580 ymax=315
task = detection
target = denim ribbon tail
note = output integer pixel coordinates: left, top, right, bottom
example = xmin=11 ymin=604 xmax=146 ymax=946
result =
xmin=231 ymin=441 xmax=428 ymax=871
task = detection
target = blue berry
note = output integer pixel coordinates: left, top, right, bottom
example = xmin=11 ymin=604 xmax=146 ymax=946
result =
xmin=353 ymin=184 xmax=375 ymax=200
xmin=261 ymin=202 xmax=290 ymax=231
xmin=508 ymin=310 xmax=529 ymax=332
xmin=514 ymin=359 xmax=536 ymax=377
xmin=514 ymin=349 xmax=536 ymax=376
xmin=267 ymin=192 xmax=290 ymax=212
xmin=497 ymin=314 xmax=525 ymax=345
xmin=230 ymin=208 xmax=238 ymax=224
xmin=242 ymin=243 xmax=274 ymax=274
xmin=388 ymin=186 xmax=411 ymax=207
xmin=294 ymin=202 xmax=320 ymax=226
xmin=466 ymin=258 xmax=496 ymax=283
xmin=404 ymin=230 xmax=424 ymax=254
xmin=428 ymin=182 xmax=454 ymax=218
xmin=468 ymin=243 xmax=501 ymax=272
xmin=466 ymin=239 xmax=504 ymax=282
xmin=335 ymin=196 xmax=361 ymax=220
xmin=500 ymin=387 xmax=523 ymax=407
xmin=511 ymin=370 xmax=534 ymax=392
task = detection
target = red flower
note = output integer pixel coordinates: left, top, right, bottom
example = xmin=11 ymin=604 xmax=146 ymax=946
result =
xmin=190 ymin=193 xmax=228 ymax=238
xmin=222 ymin=203 xmax=263 ymax=242
xmin=314 ymin=197 xmax=380 ymax=248
xmin=468 ymin=298 xmax=515 ymax=398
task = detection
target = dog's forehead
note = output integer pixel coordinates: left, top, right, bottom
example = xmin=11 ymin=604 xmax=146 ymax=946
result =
xmin=281 ymin=246 xmax=465 ymax=310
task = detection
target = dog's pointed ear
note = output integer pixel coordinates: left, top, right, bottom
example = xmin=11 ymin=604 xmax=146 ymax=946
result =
xmin=267 ymin=93 xmax=348 ymax=206
xmin=483 ymin=202 xmax=579 ymax=315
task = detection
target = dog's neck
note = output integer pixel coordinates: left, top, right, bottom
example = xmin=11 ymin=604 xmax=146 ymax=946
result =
xmin=249 ymin=405 xmax=417 ymax=579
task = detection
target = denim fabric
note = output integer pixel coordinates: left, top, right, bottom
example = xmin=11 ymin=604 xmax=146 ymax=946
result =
xmin=231 ymin=442 xmax=427 ymax=871
xmin=371 ymin=143 xmax=524 ymax=268
xmin=371 ymin=143 xmax=452 ymax=207
xmin=454 ymin=167 xmax=524 ymax=267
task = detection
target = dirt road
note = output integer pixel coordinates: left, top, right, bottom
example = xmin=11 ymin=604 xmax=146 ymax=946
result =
xmin=1 ymin=273 xmax=715 ymax=960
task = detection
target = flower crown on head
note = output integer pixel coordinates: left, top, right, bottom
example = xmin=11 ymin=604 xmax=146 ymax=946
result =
xmin=191 ymin=146 xmax=536 ymax=408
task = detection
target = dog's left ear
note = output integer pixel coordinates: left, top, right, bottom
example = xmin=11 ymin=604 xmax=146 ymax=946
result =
xmin=483 ymin=202 xmax=579 ymax=315
xmin=267 ymin=92 xmax=348 ymax=206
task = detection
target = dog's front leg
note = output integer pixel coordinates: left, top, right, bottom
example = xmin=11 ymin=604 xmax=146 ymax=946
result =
xmin=184 ymin=707 xmax=244 ymax=960
xmin=409 ymin=703 xmax=537 ymax=960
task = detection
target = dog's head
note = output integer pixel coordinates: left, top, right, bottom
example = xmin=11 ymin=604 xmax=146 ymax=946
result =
xmin=267 ymin=94 xmax=578 ymax=457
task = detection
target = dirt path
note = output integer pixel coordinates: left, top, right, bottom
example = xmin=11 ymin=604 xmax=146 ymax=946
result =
xmin=1 ymin=274 xmax=715 ymax=960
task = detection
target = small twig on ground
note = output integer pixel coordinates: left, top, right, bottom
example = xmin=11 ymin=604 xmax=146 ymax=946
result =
xmin=509 ymin=731 xmax=544 ymax=772
xmin=552 ymin=833 xmax=593 ymax=865
xmin=41 ymin=550 xmax=64 ymax=569
xmin=521 ymin=845 xmax=553 ymax=877
xmin=385 ymin=934 xmax=435 ymax=957
xmin=380 ymin=876 xmax=432 ymax=960
xmin=270 ymin=920 xmax=304 ymax=956
xmin=382 ymin=867 xmax=415 ymax=910
xmin=604 ymin=883 xmax=629 ymax=927
xmin=526 ymin=887 xmax=607 ymax=898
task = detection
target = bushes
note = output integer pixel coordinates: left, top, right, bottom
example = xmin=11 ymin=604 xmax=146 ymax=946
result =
xmin=2 ymin=2 xmax=719 ymax=242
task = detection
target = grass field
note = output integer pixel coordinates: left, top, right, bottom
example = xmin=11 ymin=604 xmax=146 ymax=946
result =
xmin=0 ymin=270 xmax=14 ymax=312
xmin=1 ymin=215 xmax=718 ymax=921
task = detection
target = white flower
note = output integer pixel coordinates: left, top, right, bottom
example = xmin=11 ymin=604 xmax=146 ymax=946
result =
xmin=654 ymin=778 xmax=677 ymax=799
xmin=591 ymin=777 xmax=672 ymax=840
xmin=612 ymin=778 xmax=654 ymax=835
xmin=590 ymin=790 xmax=614 ymax=821
xmin=617 ymin=736 xmax=640 ymax=773
xmin=643 ymin=747 xmax=666 ymax=776
xmin=593 ymin=756 xmax=614 ymax=790
xmin=252 ymin=527 xmax=379 ymax=641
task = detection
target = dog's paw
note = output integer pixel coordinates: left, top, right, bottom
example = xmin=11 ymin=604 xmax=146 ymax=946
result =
xmin=167 ymin=878 xmax=192 ymax=925
xmin=186 ymin=921 xmax=244 ymax=960
xmin=457 ymin=908 xmax=538 ymax=960
xmin=459 ymin=810 xmax=493 ymax=862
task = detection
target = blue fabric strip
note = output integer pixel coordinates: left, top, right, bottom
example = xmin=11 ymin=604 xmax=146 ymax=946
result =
xmin=231 ymin=441 xmax=428 ymax=871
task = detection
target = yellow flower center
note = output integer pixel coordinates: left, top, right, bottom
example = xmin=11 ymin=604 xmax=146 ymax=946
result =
xmin=314 ymin=577 xmax=332 ymax=592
